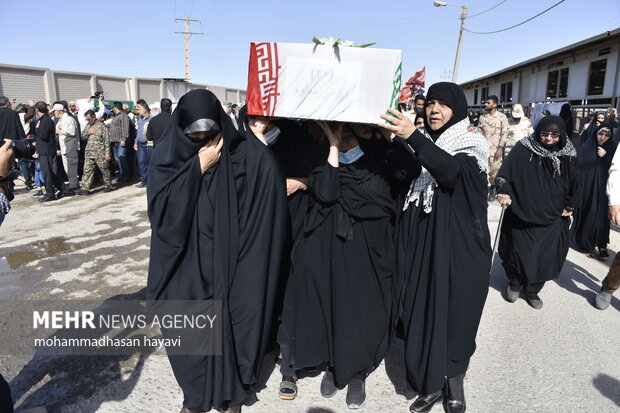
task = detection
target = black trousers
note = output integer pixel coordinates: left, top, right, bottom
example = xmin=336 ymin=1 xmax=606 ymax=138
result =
xmin=39 ymin=154 xmax=63 ymax=196
xmin=0 ymin=373 xmax=13 ymax=413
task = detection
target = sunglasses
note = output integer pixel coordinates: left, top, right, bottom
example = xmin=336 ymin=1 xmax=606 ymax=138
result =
xmin=540 ymin=131 xmax=560 ymax=139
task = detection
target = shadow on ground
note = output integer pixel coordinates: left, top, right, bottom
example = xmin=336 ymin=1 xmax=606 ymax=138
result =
xmin=555 ymin=257 xmax=620 ymax=312
xmin=10 ymin=289 xmax=156 ymax=413
xmin=592 ymin=373 xmax=620 ymax=407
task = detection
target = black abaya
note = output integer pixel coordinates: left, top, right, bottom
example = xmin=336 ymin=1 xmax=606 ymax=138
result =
xmin=147 ymin=90 xmax=287 ymax=411
xmin=497 ymin=116 xmax=579 ymax=288
xmin=279 ymin=136 xmax=418 ymax=388
xmin=574 ymin=123 xmax=617 ymax=252
xmin=396 ymin=82 xmax=492 ymax=396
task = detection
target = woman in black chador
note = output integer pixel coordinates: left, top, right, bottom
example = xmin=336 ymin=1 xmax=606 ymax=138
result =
xmin=276 ymin=121 xmax=419 ymax=409
xmin=574 ymin=123 xmax=616 ymax=258
xmin=146 ymin=89 xmax=287 ymax=413
xmin=496 ymin=116 xmax=579 ymax=310
xmin=379 ymin=82 xmax=491 ymax=413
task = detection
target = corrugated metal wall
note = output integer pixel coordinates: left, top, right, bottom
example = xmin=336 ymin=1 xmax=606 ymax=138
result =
xmin=96 ymin=77 xmax=128 ymax=100
xmin=54 ymin=73 xmax=91 ymax=101
xmin=0 ymin=67 xmax=46 ymax=102
xmin=137 ymin=80 xmax=161 ymax=103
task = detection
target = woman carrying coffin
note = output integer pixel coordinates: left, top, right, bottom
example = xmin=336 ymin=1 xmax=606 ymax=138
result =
xmin=277 ymin=121 xmax=419 ymax=409
xmin=147 ymin=89 xmax=287 ymax=413
xmin=496 ymin=116 xmax=579 ymax=309
xmin=379 ymin=82 xmax=492 ymax=413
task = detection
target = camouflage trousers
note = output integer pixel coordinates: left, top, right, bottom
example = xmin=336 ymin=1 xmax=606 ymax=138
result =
xmin=487 ymin=141 xmax=503 ymax=185
xmin=80 ymin=156 xmax=111 ymax=190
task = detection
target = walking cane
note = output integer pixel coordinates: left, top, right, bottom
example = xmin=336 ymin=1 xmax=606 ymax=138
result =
xmin=491 ymin=199 xmax=512 ymax=268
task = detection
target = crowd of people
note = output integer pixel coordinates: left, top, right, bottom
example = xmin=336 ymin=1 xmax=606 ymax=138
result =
xmin=0 ymin=83 xmax=619 ymax=413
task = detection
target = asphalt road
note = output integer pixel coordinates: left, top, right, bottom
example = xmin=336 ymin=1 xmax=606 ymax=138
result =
xmin=1 ymin=179 xmax=619 ymax=413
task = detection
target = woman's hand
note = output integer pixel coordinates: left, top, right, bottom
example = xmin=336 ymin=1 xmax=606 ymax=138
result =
xmin=378 ymin=108 xmax=416 ymax=140
xmin=561 ymin=209 xmax=573 ymax=217
xmin=249 ymin=117 xmax=270 ymax=145
xmin=497 ymin=193 xmax=512 ymax=207
xmin=199 ymin=134 xmax=223 ymax=174
xmin=316 ymin=121 xmax=342 ymax=147
xmin=286 ymin=178 xmax=308 ymax=196
xmin=597 ymin=147 xmax=607 ymax=158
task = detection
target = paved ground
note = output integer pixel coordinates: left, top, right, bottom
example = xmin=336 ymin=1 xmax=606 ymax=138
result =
xmin=1 ymin=179 xmax=619 ymax=413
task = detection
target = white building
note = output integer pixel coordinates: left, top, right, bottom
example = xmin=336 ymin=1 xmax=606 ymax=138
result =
xmin=460 ymin=28 xmax=620 ymax=132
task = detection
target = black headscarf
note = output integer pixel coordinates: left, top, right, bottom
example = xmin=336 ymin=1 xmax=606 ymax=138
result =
xmin=519 ymin=115 xmax=576 ymax=177
xmin=574 ymin=122 xmax=617 ymax=251
xmin=423 ymin=82 xmax=468 ymax=141
xmin=147 ymin=89 xmax=288 ymax=409
xmin=581 ymin=111 xmax=606 ymax=144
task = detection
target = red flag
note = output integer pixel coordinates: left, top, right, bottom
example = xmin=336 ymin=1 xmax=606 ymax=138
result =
xmin=398 ymin=86 xmax=413 ymax=103
xmin=405 ymin=67 xmax=426 ymax=94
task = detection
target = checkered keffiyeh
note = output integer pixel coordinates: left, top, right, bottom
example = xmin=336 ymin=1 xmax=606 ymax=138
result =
xmin=403 ymin=118 xmax=489 ymax=212
xmin=519 ymin=134 xmax=576 ymax=176
xmin=0 ymin=192 xmax=10 ymax=226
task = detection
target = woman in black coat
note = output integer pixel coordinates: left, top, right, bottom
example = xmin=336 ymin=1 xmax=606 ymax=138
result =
xmin=574 ymin=123 xmax=617 ymax=257
xmin=496 ymin=116 xmax=580 ymax=309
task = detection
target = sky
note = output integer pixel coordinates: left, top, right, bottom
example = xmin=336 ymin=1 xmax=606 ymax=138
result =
xmin=1 ymin=0 xmax=619 ymax=91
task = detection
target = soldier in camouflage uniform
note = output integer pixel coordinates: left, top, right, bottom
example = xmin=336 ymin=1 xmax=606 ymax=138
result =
xmin=77 ymin=110 xmax=113 ymax=195
xmin=478 ymin=95 xmax=508 ymax=201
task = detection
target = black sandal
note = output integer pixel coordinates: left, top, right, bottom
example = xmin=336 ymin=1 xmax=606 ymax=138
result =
xmin=278 ymin=376 xmax=297 ymax=400
xmin=598 ymin=248 xmax=609 ymax=259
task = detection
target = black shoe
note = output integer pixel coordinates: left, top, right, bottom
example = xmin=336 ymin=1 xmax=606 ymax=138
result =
xmin=103 ymin=186 xmax=114 ymax=193
xmin=320 ymin=370 xmax=338 ymax=398
xmin=25 ymin=182 xmax=34 ymax=190
xmin=54 ymin=189 xmax=63 ymax=199
xmin=63 ymin=189 xmax=75 ymax=196
xmin=598 ymin=248 xmax=609 ymax=259
xmin=525 ymin=293 xmax=543 ymax=309
xmin=346 ymin=375 xmax=366 ymax=409
xmin=410 ymin=390 xmax=444 ymax=413
xmin=76 ymin=189 xmax=90 ymax=196
xmin=444 ymin=374 xmax=466 ymax=413
xmin=445 ymin=399 xmax=466 ymax=413
xmin=31 ymin=190 xmax=44 ymax=197
xmin=506 ymin=284 xmax=520 ymax=303
xmin=39 ymin=195 xmax=56 ymax=203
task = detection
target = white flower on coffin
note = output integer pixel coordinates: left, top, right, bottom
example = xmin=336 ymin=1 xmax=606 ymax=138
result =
xmin=319 ymin=37 xmax=337 ymax=47
xmin=312 ymin=36 xmax=376 ymax=48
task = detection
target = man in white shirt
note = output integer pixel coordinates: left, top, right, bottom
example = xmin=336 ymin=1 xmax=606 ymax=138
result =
xmin=53 ymin=103 xmax=80 ymax=194
xmin=595 ymin=147 xmax=620 ymax=310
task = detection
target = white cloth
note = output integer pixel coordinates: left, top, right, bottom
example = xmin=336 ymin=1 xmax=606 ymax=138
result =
xmin=76 ymin=99 xmax=105 ymax=130
xmin=58 ymin=114 xmax=79 ymax=155
xmin=19 ymin=113 xmax=30 ymax=135
xmin=607 ymin=146 xmax=620 ymax=206
xmin=403 ymin=118 xmax=489 ymax=212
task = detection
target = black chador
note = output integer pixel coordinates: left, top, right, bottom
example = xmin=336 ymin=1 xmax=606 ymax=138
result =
xmin=279 ymin=129 xmax=419 ymax=388
xmin=574 ymin=123 xmax=616 ymax=253
xmin=497 ymin=116 xmax=579 ymax=295
xmin=395 ymin=82 xmax=492 ymax=398
xmin=146 ymin=90 xmax=287 ymax=412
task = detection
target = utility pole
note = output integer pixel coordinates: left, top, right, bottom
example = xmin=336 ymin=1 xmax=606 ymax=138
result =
xmin=452 ymin=4 xmax=468 ymax=83
xmin=174 ymin=16 xmax=203 ymax=82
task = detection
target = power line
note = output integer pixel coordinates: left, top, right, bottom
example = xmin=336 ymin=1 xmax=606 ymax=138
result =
xmin=464 ymin=0 xmax=565 ymax=34
xmin=468 ymin=0 xmax=508 ymax=19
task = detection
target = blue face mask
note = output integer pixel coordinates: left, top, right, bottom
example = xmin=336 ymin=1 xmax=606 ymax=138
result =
xmin=338 ymin=145 xmax=364 ymax=164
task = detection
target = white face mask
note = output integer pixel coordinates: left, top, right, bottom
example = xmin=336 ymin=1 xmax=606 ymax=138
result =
xmin=338 ymin=145 xmax=364 ymax=164
xmin=264 ymin=126 xmax=281 ymax=145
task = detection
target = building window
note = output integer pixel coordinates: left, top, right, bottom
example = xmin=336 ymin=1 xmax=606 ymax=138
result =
xmin=546 ymin=68 xmax=569 ymax=99
xmin=474 ymin=88 xmax=479 ymax=105
xmin=481 ymin=87 xmax=489 ymax=103
xmin=588 ymin=59 xmax=607 ymax=96
xmin=500 ymin=81 xmax=513 ymax=102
